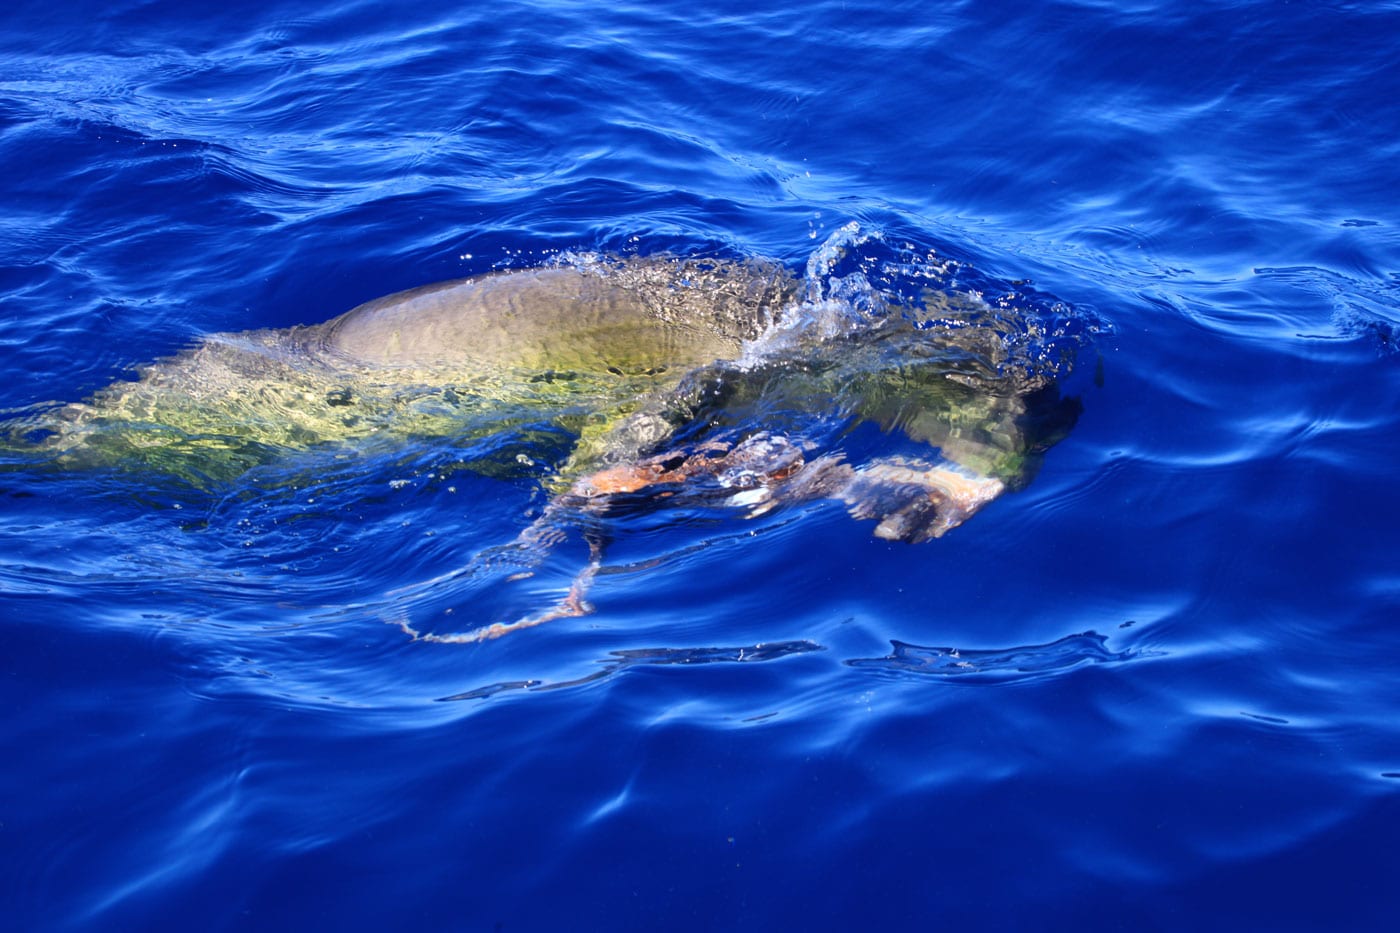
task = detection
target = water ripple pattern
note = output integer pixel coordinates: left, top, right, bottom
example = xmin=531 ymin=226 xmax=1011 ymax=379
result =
xmin=2 ymin=1 xmax=1399 ymax=930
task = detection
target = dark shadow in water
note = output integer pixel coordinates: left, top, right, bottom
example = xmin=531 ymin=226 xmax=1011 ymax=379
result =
xmin=437 ymin=639 xmax=825 ymax=701
xmin=846 ymin=630 xmax=1148 ymax=684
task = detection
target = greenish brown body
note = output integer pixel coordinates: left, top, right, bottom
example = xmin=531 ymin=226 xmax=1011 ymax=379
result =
xmin=313 ymin=263 xmax=779 ymax=375
xmin=10 ymin=258 xmax=800 ymax=484
xmin=5 ymin=255 xmax=1077 ymax=498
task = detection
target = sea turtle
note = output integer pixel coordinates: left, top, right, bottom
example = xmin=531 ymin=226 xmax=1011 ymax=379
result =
xmin=5 ymin=238 xmax=1082 ymax=641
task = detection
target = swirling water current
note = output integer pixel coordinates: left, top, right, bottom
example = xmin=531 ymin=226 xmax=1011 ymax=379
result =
xmin=2 ymin=1 xmax=1399 ymax=929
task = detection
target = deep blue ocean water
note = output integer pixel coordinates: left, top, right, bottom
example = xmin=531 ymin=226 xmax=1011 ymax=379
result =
xmin=3 ymin=0 xmax=1400 ymax=929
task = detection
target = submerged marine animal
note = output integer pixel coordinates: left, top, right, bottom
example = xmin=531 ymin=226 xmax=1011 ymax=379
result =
xmin=5 ymin=235 xmax=1084 ymax=641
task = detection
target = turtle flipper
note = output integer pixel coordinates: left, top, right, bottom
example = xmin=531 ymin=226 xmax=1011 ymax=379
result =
xmin=833 ymin=459 xmax=1005 ymax=542
xmin=564 ymin=434 xmax=1006 ymax=544
xmin=390 ymin=518 xmax=605 ymax=645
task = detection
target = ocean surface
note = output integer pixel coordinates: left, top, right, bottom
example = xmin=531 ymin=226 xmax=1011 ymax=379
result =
xmin=3 ymin=0 xmax=1399 ymax=929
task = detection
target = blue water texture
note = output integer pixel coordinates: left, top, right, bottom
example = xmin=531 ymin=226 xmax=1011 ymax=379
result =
xmin=3 ymin=0 xmax=1399 ymax=929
